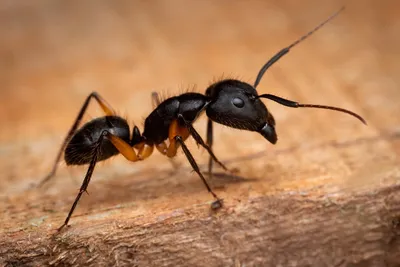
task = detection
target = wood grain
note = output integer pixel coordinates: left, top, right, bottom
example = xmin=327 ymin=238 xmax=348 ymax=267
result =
xmin=1 ymin=0 xmax=399 ymax=266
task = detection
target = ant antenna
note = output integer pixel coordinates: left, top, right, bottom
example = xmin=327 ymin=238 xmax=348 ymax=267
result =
xmin=253 ymin=6 xmax=345 ymax=89
xmin=258 ymin=93 xmax=367 ymax=125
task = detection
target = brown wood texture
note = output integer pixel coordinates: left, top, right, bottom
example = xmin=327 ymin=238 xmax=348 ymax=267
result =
xmin=1 ymin=0 xmax=400 ymax=266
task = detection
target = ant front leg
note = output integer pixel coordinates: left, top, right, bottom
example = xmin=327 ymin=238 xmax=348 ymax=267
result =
xmin=39 ymin=92 xmax=115 ymax=187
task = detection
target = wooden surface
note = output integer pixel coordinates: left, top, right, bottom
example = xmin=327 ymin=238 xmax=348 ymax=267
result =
xmin=1 ymin=0 xmax=400 ymax=266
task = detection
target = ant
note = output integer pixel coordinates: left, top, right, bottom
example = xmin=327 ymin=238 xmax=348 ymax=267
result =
xmin=39 ymin=7 xmax=366 ymax=231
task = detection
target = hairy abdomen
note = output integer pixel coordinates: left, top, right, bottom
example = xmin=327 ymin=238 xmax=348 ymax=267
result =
xmin=64 ymin=116 xmax=130 ymax=165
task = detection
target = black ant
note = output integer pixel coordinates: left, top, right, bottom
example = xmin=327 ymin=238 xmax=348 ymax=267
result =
xmin=39 ymin=7 xmax=366 ymax=231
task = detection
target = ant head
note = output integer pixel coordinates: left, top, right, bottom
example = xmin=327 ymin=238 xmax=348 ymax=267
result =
xmin=205 ymin=79 xmax=277 ymax=144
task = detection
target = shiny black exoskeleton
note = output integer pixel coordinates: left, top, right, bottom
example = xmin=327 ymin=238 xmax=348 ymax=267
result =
xmin=142 ymin=83 xmax=277 ymax=146
xmin=205 ymin=79 xmax=277 ymax=144
xmin=40 ymin=7 xmax=366 ymax=231
xmin=64 ymin=116 xmax=130 ymax=165
xmin=142 ymin=92 xmax=208 ymax=144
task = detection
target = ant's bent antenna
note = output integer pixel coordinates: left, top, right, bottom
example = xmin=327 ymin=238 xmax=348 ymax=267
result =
xmin=253 ymin=6 xmax=345 ymax=89
xmin=258 ymin=94 xmax=367 ymax=125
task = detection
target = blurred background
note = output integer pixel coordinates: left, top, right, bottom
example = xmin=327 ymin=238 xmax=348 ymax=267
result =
xmin=0 ymin=0 xmax=399 ymax=224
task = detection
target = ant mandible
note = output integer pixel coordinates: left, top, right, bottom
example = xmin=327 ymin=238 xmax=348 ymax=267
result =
xmin=40 ymin=7 xmax=366 ymax=231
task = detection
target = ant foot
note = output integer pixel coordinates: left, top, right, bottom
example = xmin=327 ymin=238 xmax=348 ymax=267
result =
xmin=57 ymin=223 xmax=70 ymax=232
xmin=211 ymin=198 xmax=224 ymax=210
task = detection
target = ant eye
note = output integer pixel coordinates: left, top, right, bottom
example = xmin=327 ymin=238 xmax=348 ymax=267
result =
xmin=232 ymin=97 xmax=244 ymax=108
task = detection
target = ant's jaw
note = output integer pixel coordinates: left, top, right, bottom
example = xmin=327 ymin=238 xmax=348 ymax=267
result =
xmin=259 ymin=123 xmax=277 ymax=144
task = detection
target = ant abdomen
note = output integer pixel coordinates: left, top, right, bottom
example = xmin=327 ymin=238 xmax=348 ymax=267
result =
xmin=64 ymin=116 xmax=130 ymax=165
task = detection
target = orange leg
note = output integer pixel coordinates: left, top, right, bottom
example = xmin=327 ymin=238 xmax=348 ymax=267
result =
xmin=166 ymin=120 xmax=190 ymax=157
xmin=137 ymin=143 xmax=154 ymax=160
xmin=39 ymin=92 xmax=115 ymax=186
xmin=156 ymin=142 xmax=168 ymax=155
xmin=107 ymin=134 xmax=154 ymax=161
xmin=156 ymin=141 xmax=181 ymax=170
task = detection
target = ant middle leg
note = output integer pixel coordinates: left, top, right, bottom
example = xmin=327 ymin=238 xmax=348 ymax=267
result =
xmin=177 ymin=115 xmax=227 ymax=172
xmin=174 ymin=135 xmax=223 ymax=209
xmin=58 ymin=130 xmax=107 ymax=231
xmin=165 ymin=119 xmax=223 ymax=208
xmin=39 ymin=92 xmax=115 ymax=186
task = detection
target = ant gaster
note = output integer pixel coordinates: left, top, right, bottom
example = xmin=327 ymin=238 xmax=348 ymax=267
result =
xmin=40 ymin=7 xmax=366 ymax=231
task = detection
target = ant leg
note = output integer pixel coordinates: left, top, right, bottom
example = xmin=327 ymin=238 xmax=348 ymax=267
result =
xmin=59 ymin=131 xmax=152 ymax=230
xmin=177 ymin=115 xmax=227 ymax=171
xmin=174 ymin=135 xmax=223 ymax=209
xmin=166 ymin=119 xmax=222 ymax=209
xmin=155 ymin=141 xmax=183 ymax=171
xmin=58 ymin=132 xmax=105 ymax=231
xmin=108 ymin=133 xmax=153 ymax=161
xmin=39 ymin=92 xmax=115 ymax=187
xmin=166 ymin=120 xmax=190 ymax=157
xmin=206 ymin=119 xmax=214 ymax=176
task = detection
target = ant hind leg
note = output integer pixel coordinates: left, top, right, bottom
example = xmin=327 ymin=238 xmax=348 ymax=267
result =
xmin=58 ymin=131 xmax=105 ymax=231
xmin=59 ymin=130 xmax=150 ymax=230
xmin=39 ymin=92 xmax=115 ymax=187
